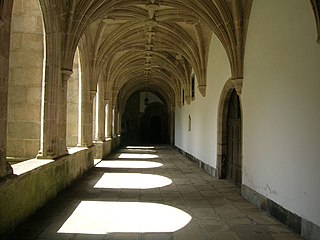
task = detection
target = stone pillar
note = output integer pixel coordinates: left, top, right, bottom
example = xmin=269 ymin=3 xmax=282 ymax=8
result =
xmin=104 ymin=100 xmax=110 ymax=139
xmin=169 ymin=106 xmax=175 ymax=145
xmin=106 ymin=99 xmax=113 ymax=138
xmin=59 ymin=69 xmax=72 ymax=155
xmin=112 ymin=89 xmax=119 ymax=138
xmin=117 ymin=112 xmax=122 ymax=136
xmin=113 ymin=105 xmax=119 ymax=138
xmin=96 ymin=77 xmax=105 ymax=141
xmin=37 ymin=31 xmax=63 ymax=159
xmin=0 ymin=0 xmax=14 ymax=177
xmin=66 ymin=51 xmax=80 ymax=147
xmin=38 ymin=64 xmax=71 ymax=159
xmin=77 ymin=56 xmax=94 ymax=148
xmin=88 ymin=91 xmax=96 ymax=146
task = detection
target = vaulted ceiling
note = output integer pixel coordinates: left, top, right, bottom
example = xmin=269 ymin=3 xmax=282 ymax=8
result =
xmin=40 ymin=0 xmax=253 ymax=108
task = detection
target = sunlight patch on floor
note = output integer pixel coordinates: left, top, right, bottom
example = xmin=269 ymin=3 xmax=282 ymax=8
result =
xmin=119 ymin=153 xmax=159 ymax=159
xmin=95 ymin=160 xmax=163 ymax=169
xmin=126 ymin=149 xmax=157 ymax=153
xmin=126 ymin=146 xmax=155 ymax=149
xmin=94 ymin=173 xmax=172 ymax=189
xmin=58 ymin=201 xmax=192 ymax=234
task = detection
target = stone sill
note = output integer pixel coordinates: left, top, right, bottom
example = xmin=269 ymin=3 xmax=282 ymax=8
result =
xmin=10 ymin=147 xmax=89 ymax=176
xmin=12 ymin=159 xmax=54 ymax=176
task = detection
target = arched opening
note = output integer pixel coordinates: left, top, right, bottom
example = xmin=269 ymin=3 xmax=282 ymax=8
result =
xmin=150 ymin=116 xmax=162 ymax=143
xmin=225 ymin=89 xmax=242 ymax=186
xmin=7 ymin=0 xmax=44 ymax=163
xmin=141 ymin=103 xmax=168 ymax=144
xmin=121 ymin=91 xmax=169 ymax=145
xmin=220 ymin=89 xmax=242 ymax=187
xmin=217 ymin=81 xmax=243 ymax=187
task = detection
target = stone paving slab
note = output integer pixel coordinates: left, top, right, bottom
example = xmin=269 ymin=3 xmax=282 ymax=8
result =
xmin=6 ymin=146 xmax=302 ymax=240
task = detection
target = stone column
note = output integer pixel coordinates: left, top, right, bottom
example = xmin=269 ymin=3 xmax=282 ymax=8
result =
xmin=106 ymin=99 xmax=113 ymax=139
xmin=77 ymin=61 xmax=94 ymax=147
xmin=37 ymin=31 xmax=64 ymax=159
xmin=38 ymin=64 xmax=71 ymax=159
xmin=169 ymin=106 xmax=175 ymax=145
xmin=96 ymin=77 xmax=105 ymax=141
xmin=104 ymin=100 xmax=110 ymax=139
xmin=117 ymin=112 xmax=122 ymax=136
xmin=0 ymin=0 xmax=14 ymax=177
xmin=59 ymin=70 xmax=72 ymax=155
xmin=112 ymin=89 xmax=119 ymax=138
xmin=113 ymin=105 xmax=119 ymax=138
xmin=88 ymin=91 xmax=96 ymax=146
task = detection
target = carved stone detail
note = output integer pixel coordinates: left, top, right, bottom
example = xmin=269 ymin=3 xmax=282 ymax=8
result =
xmin=198 ymin=85 xmax=206 ymax=97
xmin=231 ymin=78 xmax=243 ymax=96
xmin=311 ymin=0 xmax=320 ymax=44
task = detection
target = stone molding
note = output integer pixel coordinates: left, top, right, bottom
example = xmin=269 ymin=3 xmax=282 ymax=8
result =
xmin=311 ymin=0 xmax=320 ymax=44
xmin=198 ymin=85 xmax=206 ymax=97
xmin=231 ymin=78 xmax=243 ymax=96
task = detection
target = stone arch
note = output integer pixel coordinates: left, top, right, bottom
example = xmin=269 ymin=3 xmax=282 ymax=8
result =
xmin=310 ymin=0 xmax=320 ymax=43
xmin=7 ymin=0 xmax=44 ymax=161
xmin=142 ymin=102 xmax=169 ymax=144
xmin=217 ymin=79 xmax=243 ymax=182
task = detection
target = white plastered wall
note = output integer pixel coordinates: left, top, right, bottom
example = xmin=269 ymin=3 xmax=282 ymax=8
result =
xmin=242 ymin=0 xmax=320 ymax=226
xmin=175 ymin=34 xmax=231 ymax=168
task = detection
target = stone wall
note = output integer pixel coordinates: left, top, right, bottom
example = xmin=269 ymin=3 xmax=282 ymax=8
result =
xmin=0 ymin=135 xmax=120 ymax=237
xmin=0 ymin=147 xmax=94 ymax=237
xmin=7 ymin=0 xmax=43 ymax=158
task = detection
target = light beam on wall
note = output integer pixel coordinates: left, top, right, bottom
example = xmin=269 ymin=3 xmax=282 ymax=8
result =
xmin=58 ymin=201 xmax=192 ymax=234
xmin=94 ymin=173 xmax=172 ymax=189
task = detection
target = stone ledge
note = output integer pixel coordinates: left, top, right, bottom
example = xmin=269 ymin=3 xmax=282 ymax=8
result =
xmin=11 ymin=159 xmax=54 ymax=176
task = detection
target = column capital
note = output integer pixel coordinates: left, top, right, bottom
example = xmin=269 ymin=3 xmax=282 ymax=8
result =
xmin=231 ymin=78 xmax=243 ymax=96
xmin=185 ymin=95 xmax=191 ymax=105
xmin=198 ymin=85 xmax=206 ymax=97
xmin=61 ymin=69 xmax=73 ymax=81
xmin=90 ymin=90 xmax=96 ymax=101
xmin=61 ymin=69 xmax=73 ymax=87
xmin=177 ymin=99 xmax=182 ymax=108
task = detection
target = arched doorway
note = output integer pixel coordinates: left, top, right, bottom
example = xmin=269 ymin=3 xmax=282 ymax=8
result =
xmin=120 ymin=91 xmax=169 ymax=145
xmin=150 ymin=116 xmax=162 ymax=143
xmin=218 ymin=86 xmax=242 ymax=187
xmin=225 ymin=89 xmax=242 ymax=186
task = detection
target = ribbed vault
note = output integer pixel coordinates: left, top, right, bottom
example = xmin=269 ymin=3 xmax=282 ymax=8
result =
xmin=39 ymin=0 xmax=254 ymax=110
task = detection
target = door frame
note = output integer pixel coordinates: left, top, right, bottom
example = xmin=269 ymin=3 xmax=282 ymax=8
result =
xmin=217 ymin=79 xmax=243 ymax=186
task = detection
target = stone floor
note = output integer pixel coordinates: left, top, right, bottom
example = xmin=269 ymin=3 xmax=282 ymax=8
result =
xmin=7 ymin=146 xmax=302 ymax=240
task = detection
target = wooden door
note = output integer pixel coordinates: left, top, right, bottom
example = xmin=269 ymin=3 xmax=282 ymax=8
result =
xmin=226 ymin=90 xmax=242 ymax=187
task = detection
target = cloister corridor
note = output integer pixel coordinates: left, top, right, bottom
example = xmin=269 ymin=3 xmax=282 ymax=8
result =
xmin=7 ymin=146 xmax=302 ymax=240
